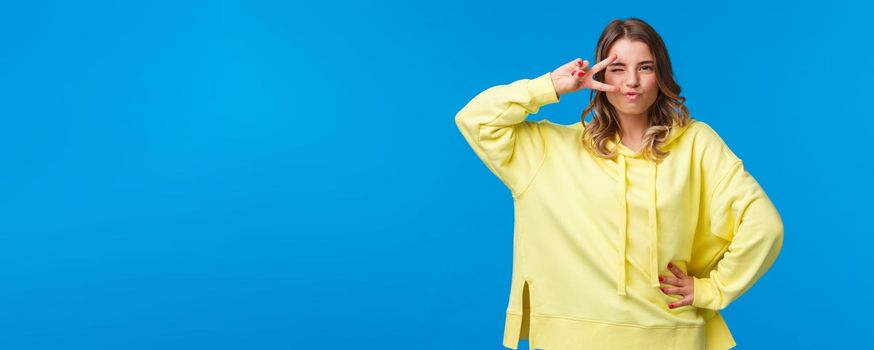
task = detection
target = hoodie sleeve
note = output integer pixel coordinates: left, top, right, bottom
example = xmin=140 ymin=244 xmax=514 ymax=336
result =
xmin=692 ymin=126 xmax=785 ymax=311
xmin=454 ymin=72 xmax=559 ymax=199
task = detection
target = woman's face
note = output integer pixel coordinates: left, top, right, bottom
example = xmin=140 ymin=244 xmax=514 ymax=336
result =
xmin=604 ymin=38 xmax=659 ymax=117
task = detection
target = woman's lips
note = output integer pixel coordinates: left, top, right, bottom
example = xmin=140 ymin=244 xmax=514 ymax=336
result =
xmin=624 ymin=92 xmax=640 ymax=101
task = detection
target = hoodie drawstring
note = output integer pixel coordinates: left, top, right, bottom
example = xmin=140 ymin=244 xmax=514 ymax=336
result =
xmin=616 ymin=153 xmax=662 ymax=296
xmin=617 ymin=154 xmax=628 ymax=295
xmin=648 ymin=160 xmax=660 ymax=289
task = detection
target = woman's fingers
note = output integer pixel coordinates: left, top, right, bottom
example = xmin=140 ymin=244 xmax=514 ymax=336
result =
xmin=661 ymin=262 xmax=694 ymax=309
xmin=578 ymin=53 xmax=617 ymax=83
xmin=565 ymin=58 xmax=584 ymax=74
xmin=558 ymin=56 xmax=620 ymax=93
xmin=564 ymin=58 xmax=581 ymax=69
xmin=660 ymin=286 xmax=684 ymax=295
xmin=571 ymin=59 xmax=590 ymax=77
xmin=668 ymin=295 xmax=693 ymax=309
xmin=589 ymin=53 xmax=618 ymax=74
xmin=588 ymin=80 xmax=620 ymax=92
xmin=659 ymin=275 xmax=683 ymax=286
xmin=578 ymin=54 xmax=619 ymax=92
xmin=577 ymin=60 xmax=590 ymax=77
xmin=660 ymin=284 xmax=694 ymax=309
xmin=667 ymin=262 xmax=687 ymax=278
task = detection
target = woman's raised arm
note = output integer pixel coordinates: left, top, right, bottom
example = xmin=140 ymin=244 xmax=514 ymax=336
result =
xmin=454 ymin=55 xmax=619 ymax=199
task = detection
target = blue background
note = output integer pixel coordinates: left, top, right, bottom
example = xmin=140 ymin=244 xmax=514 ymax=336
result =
xmin=1 ymin=0 xmax=870 ymax=348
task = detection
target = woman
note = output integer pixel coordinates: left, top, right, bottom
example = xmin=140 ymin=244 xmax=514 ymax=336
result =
xmin=454 ymin=18 xmax=783 ymax=349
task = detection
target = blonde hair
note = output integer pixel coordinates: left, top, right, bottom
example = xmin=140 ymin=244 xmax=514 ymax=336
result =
xmin=580 ymin=18 xmax=691 ymax=163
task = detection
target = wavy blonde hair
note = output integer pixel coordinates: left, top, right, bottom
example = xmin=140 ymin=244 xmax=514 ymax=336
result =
xmin=580 ymin=18 xmax=691 ymax=163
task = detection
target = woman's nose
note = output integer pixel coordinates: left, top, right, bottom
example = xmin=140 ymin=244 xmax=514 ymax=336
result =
xmin=626 ymin=74 xmax=640 ymax=87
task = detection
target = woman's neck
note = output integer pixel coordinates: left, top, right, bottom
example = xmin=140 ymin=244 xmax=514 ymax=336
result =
xmin=617 ymin=113 xmax=649 ymax=151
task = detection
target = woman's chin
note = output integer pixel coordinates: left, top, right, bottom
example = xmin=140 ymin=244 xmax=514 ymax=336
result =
xmin=608 ymin=98 xmax=649 ymax=115
xmin=615 ymin=106 xmax=648 ymax=116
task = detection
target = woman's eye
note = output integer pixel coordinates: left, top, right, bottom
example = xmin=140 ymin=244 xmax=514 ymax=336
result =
xmin=610 ymin=69 xmax=623 ymax=72
xmin=641 ymin=66 xmax=653 ymax=71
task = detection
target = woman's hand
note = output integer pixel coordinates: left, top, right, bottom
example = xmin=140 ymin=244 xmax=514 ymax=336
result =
xmin=659 ymin=262 xmax=694 ymax=309
xmin=549 ymin=53 xmax=621 ymax=98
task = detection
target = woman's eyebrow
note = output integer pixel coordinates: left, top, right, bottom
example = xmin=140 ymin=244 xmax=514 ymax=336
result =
xmin=608 ymin=60 xmax=655 ymax=67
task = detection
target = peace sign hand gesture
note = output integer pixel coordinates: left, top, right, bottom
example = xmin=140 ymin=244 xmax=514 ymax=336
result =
xmin=659 ymin=262 xmax=695 ymax=309
xmin=549 ymin=53 xmax=621 ymax=99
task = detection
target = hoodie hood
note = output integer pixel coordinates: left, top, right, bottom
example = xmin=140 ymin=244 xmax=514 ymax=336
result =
xmin=577 ymin=119 xmax=697 ymax=295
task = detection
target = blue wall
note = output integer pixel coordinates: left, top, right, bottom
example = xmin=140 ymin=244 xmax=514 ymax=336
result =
xmin=0 ymin=0 xmax=870 ymax=348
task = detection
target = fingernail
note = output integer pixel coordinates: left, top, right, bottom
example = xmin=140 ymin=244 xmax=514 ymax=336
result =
xmin=668 ymin=304 xmax=674 ymax=309
xmin=577 ymin=71 xmax=583 ymax=77
xmin=667 ymin=263 xmax=672 ymax=268
xmin=659 ymin=276 xmax=664 ymax=282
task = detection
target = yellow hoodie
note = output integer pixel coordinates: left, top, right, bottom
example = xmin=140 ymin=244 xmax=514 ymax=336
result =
xmin=454 ymin=72 xmax=784 ymax=350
